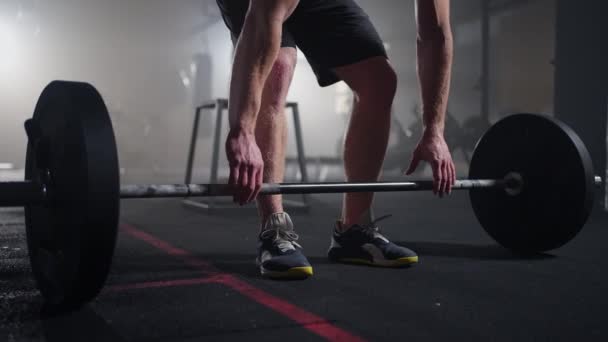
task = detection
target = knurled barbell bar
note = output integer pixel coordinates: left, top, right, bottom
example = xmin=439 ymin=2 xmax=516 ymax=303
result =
xmin=1 ymin=80 xmax=603 ymax=310
xmin=0 ymin=177 xmax=519 ymax=205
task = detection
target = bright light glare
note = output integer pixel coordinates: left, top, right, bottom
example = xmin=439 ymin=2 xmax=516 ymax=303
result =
xmin=0 ymin=20 xmax=18 ymax=71
xmin=179 ymin=69 xmax=191 ymax=88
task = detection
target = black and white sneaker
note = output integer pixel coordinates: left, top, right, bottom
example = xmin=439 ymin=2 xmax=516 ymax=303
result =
xmin=256 ymin=212 xmax=313 ymax=279
xmin=328 ymin=215 xmax=418 ymax=267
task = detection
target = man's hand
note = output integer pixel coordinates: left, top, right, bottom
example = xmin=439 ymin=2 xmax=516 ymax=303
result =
xmin=225 ymin=129 xmax=264 ymax=205
xmin=405 ymin=132 xmax=456 ymax=197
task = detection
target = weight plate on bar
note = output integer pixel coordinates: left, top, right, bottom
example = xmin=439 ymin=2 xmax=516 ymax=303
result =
xmin=25 ymin=81 xmax=120 ymax=309
xmin=469 ymin=113 xmax=595 ymax=253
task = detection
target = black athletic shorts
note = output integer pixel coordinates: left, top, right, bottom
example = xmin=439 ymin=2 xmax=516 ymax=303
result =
xmin=216 ymin=0 xmax=388 ymax=87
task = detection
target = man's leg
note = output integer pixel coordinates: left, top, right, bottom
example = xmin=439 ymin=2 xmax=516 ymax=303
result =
xmin=216 ymin=1 xmax=311 ymax=277
xmin=333 ymin=56 xmax=398 ymax=229
xmin=255 ymin=47 xmax=297 ymax=226
xmin=275 ymin=0 xmax=416 ymax=266
xmin=254 ymin=47 xmax=312 ymax=279
xmin=326 ymin=56 xmax=417 ymax=267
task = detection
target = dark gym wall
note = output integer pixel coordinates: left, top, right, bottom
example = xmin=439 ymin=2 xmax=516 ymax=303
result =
xmin=554 ymin=0 xmax=608 ymax=208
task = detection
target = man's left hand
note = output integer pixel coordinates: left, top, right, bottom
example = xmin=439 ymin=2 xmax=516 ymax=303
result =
xmin=405 ymin=132 xmax=456 ymax=197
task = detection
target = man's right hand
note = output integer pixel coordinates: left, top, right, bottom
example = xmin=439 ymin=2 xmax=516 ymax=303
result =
xmin=225 ymin=128 xmax=264 ymax=205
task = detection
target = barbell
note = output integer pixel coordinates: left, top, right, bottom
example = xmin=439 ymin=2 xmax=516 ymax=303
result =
xmin=1 ymin=80 xmax=603 ymax=310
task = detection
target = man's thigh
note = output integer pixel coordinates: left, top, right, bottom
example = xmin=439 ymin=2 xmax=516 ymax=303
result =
xmin=216 ymin=0 xmax=297 ymax=48
xmin=286 ymin=0 xmax=388 ymax=87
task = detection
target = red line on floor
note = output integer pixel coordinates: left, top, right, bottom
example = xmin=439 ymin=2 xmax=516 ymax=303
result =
xmin=106 ymin=276 xmax=220 ymax=292
xmin=215 ymin=274 xmax=368 ymax=342
xmin=119 ymin=223 xmax=368 ymax=342
xmin=121 ymin=223 xmax=218 ymax=274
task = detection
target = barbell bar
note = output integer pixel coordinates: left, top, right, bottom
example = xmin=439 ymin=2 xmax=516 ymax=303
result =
xmin=5 ymin=80 xmax=605 ymax=311
xmin=1 ymin=175 xmax=603 ymax=205
xmin=121 ymin=178 xmax=511 ymax=198
xmin=0 ymin=178 xmax=514 ymax=206
xmin=1 ymin=175 xmax=603 ymax=204
xmin=121 ymin=174 xmax=604 ymax=198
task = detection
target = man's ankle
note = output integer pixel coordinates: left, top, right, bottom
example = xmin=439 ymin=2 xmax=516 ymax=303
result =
xmin=260 ymin=211 xmax=291 ymax=231
xmin=339 ymin=208 xmax=375 ymax=232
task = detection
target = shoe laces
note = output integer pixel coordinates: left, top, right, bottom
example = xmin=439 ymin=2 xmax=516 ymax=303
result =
xmin=351 ymin=214 xmax=392 ymax=240
xmin=260 ymin=227 xmax=302 ymax=252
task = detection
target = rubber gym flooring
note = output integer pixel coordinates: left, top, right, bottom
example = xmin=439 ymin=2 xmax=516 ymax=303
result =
xmin=1 ymin=191 xmax=607 ymax=341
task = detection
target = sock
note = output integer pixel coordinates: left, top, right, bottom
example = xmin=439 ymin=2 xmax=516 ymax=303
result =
xmin=337 ymin=208 xmax=375 ymax=233
xmin=260 ymin=212 xmax=293 ymax=232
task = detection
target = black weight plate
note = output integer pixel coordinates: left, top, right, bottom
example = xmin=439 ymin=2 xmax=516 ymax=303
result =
xmin=25 ymin=81 xmax=120 ymax=309
xmin=469 ymin=113 xmax=595 ymax=253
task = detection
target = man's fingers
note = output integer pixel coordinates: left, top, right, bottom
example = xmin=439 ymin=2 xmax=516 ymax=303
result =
xmin=253 ymin=166 xmax=264 ymax=200
xmin=430 ymin=160 xmax=440 ymax=195
xmin=246 ymin=165 xmax=259 ymax=203
xmin=231 ymin=163 xmax=264 ymax=204
xmin=228 ymin=163 xmax=239 ymax=185
xmin=237 ymin=164 xmax=249 ymax=205
xmin=449 ymin=160 xmax=456 ymax=194
xmin=405 ymin=154 xmax=420 ymax=175
xmin=229 ymin=164 xmax=240 ymax=203
xmin=436 ymin=161 xmax=444 ymax=197
xmin=440 ymin=162 xmax=449 ymax=197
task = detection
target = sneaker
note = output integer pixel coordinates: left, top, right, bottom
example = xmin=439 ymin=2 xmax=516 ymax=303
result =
xmin=328 ymin=215 xmax=418 ymax=267
xmin=256 ymin=212 xmax=313 ymax=279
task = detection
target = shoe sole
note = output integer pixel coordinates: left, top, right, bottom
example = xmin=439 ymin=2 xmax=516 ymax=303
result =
xmin=333 ymin=256 xmax=418 ymax=267
xmin=260 ymin=266 xmax=314 ymax=279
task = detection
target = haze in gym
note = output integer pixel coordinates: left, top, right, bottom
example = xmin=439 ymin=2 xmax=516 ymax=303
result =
xmin=1 ymin=1 xmax=607 ymax=341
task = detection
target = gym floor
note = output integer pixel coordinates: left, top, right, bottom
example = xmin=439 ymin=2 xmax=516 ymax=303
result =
xmin=1 ymin=191 xmax=607 ymax=342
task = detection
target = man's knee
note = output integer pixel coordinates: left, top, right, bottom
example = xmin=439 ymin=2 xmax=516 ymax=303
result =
xmin=262 ymin=48 xmax=297 ymax=111
xmin=271 ymin=48 xmax=297 ymax=81
xmin=349 ymin=59 xmax=398 ymax=107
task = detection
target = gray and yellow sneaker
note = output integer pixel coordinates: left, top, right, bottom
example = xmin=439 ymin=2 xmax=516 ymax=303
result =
xmin=256 ymin=212 xmax=313 ymax=279
xmin=328 ymin=214 xmax=418 ymax=267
